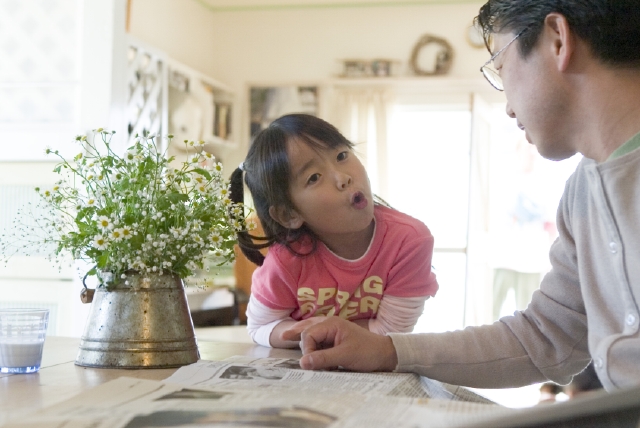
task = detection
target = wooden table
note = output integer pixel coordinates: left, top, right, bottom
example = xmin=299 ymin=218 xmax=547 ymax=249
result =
xmin=0 ymin=327 xmax=300 ymax=427
xmin=6 ymin=328 xmax=640 ymax=428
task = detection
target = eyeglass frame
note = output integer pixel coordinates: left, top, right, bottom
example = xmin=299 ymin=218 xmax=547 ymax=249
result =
xmin=480 ymin=29 xmax=527 ymax=91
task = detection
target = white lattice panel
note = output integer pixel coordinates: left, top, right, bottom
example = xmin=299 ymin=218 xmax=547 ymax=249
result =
xmin=126 ymin=40 xmax=167 ymax=147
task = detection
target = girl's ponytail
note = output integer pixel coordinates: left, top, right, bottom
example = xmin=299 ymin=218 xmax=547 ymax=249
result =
xmin=229 ymin=165 xmax=269 ymax=266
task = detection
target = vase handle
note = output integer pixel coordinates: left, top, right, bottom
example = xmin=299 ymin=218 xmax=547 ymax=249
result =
xmin=80 ymin=270 xmax=95 ymax=304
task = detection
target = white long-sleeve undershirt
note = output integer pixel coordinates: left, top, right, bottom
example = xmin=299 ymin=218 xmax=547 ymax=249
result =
xmin=246 ymin=294 xmax=428 ymax=347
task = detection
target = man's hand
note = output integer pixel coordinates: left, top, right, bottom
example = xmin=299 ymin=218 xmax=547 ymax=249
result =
xmin=282 ymin=317 xmax=398 ymax=372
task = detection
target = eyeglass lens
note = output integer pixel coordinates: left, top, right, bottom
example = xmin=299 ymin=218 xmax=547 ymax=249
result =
xmin=482 ymin=67 xmax=503 ymax=91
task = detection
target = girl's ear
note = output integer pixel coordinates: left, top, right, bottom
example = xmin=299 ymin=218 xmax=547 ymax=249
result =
xmin=269 ymin=205 xmax=304 ymax=229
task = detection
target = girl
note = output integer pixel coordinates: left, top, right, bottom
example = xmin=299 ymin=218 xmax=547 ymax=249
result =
xmin=229 ymin=114 xmax=438 ymax=348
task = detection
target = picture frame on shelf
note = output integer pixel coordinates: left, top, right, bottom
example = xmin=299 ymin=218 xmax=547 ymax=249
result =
xmin=214 ymin=101 xmax=232 ymax=141
xmin=249 ymin=85 xmax=319 ymax=141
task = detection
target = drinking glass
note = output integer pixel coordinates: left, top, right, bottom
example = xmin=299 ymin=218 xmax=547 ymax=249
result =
xmin=0 ymin=309 xmax=50 ymax=374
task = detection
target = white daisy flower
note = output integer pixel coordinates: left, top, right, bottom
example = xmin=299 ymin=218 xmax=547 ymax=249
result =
xmin=93 ymin=235 xmax=108 ymax=250
xmin=121 ymin=227 xmax=133 ymax=239
xmin=209 ymin=232 xmax=221 ymax=245
xmin=212 ymin=249 xmax=224 ymax=258
xmin=97 ymin=216 xmax=113 ymax=230
xmin=111 ymin=228 xmax=124 ymax=242
xmin=124 ymin=150 xmax=138 ymax=163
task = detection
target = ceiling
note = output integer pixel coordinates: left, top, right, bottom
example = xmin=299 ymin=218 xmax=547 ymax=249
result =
xmin=193 ymin=0 xmax=478 ymax=12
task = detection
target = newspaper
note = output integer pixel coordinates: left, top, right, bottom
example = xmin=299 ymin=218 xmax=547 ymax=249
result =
xmin=4 ymin=356 xmax=516 ymax=428
xmin=164 ymin=356 xmax=497 ymax=403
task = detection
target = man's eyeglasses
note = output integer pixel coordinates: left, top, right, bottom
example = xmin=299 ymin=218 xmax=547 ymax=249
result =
xmin=480 ymin=30 xmax=526 ymax=91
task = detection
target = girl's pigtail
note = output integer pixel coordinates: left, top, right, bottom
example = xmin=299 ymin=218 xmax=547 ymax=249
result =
xmin=229 ymin=166 xmax=267 ymax=266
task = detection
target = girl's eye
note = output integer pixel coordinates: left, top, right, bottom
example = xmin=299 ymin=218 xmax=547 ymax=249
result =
xmin=307 ymin=173 xmax=320 ymax=184
xmin=337 ymin=151 xmax=349 ymax=161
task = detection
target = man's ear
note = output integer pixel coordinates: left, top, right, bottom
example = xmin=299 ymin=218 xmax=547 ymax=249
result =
xmin=544 ymin=12 xmax=574 ymax=72
xmin=269 ymin=205 xmax=304 ymax=229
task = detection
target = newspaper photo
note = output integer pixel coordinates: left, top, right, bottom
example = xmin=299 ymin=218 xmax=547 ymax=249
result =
xmin=4 ymin=356 xmax=515 ymax=428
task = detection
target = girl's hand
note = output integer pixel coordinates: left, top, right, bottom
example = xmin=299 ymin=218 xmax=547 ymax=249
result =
xmin=291 ymin=316 xmax=331 ymax=332
xmin=269 ymin=317 xmax=330 ymax=348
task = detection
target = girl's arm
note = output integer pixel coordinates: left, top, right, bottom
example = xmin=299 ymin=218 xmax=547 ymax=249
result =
xmin=246 ymin=295 xmax=299 ymax=348
xmin=367 ymin=295 xmax=428 ymax=334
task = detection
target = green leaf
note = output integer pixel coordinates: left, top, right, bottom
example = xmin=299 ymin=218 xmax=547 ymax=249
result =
xmin=97 ymin=253 xmax=109 ymax=269
xmin=192 ymin=168 xmax=212 ymax=180
xmin=76 ymin=221 xmax=92 ymax=233
xmin=166 ymin=193 xmax=189 ymax=203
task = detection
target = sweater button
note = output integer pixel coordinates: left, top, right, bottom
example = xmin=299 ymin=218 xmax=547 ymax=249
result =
xmin=594 ymin=358 xmax=603 ymax=369
xmin=609 ymin=242 xmax=617 ymax=254
xmin=627 ymin=313 xmax=637 ymax=326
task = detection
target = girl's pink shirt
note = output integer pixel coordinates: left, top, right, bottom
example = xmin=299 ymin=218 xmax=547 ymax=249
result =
xmin=250 ymin=205 xmax=438 ymax=322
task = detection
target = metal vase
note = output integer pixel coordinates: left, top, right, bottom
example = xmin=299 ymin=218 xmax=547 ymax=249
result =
xmin=75 ymin=271 xmax=199 ymax=368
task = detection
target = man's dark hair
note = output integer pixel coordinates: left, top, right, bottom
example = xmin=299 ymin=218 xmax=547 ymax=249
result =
xmin=475 ymin=0 xmax=640 ymax=67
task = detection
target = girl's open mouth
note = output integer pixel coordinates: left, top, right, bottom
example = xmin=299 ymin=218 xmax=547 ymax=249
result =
xmin=352 ymin=191 xmax=368 ymax=209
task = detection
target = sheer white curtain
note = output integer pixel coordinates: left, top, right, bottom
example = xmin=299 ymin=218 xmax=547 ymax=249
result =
xmin=326 ymin=86 xmax=395 ymax=199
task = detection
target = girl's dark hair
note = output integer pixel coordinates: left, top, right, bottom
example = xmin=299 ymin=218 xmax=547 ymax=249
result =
xmin=475 ymin=0 xmax=640 ymax=67
xmin=229 ymin=114 xmax=355 ymax=266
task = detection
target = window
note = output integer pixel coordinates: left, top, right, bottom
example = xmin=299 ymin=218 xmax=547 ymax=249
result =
xmin=388 ymin=106 xmax=471 ymax=333
xmin=0 ymin=0 xmax=81 ymax=161
xmin=383 ymin=98 xmax=580 ymax=334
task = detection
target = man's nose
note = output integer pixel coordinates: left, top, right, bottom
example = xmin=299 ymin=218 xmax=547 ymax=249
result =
xmin=506 ymin=102 xmax=516 ymax=118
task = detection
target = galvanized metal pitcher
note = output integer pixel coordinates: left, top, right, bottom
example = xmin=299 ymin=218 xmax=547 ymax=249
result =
xmin=75 ymin=271 xmax=199 ymax=368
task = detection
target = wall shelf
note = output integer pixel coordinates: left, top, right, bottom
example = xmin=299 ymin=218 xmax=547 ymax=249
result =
xmin=166 ymin=58 xmax=236 ymax=150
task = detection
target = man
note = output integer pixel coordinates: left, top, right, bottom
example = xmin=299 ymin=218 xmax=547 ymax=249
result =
xmin=283 ymin=0 xmax=640 ymax=392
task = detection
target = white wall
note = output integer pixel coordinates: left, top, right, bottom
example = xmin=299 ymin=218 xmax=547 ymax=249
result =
xmin=129 ymin=0 xmax=487 ymax=167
